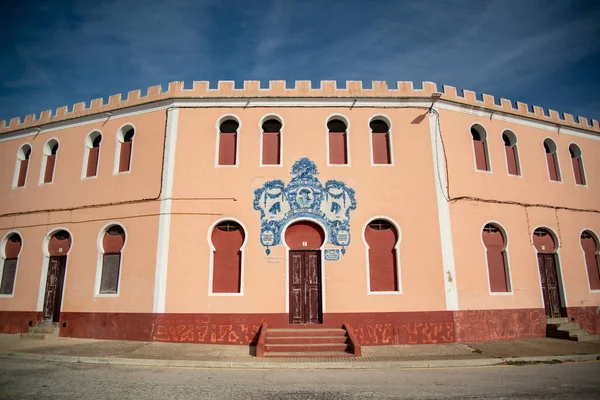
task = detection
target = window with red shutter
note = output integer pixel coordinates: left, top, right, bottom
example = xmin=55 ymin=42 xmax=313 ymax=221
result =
xmin=328 ymin=119 xmax=348 ymax=165
xmin=86 ymin=133 xmax=102 ymax=178
xmin=370 ymin=119 xmax=391 ymax=165
xmin=543 ymin=139 xmax=561 ymax=181
xmin=482 ymin=224 xmax=510 ymax=292
xmin=471 ymin=125 xmax=489 ymax=171
xmin=99 ymin=225 xmax=126 ymax=294
xmin=211 ymin=221 xmax=245 ymax=293
xmin=581 ymin=231 xmax=600 ymax=290
xmin=43 ymin=140 xmax=59 ymax=183
xmin=502 ymin=131 xmax=520 ymax=176
xmin=118 ymin=128 xmax=134 ymax=173
xmin=15 ymin=145 xmax=31 ymax=187
xmin=569 ymin=144 xmax=586 ymax=185
xmin=261 ymin=119 xmax=282 ymax=165
xmin=218 ymin=120 xmax=239 ymax=166
xmin=1 ymin=233 xmax=22 ymax=295
xmin=365 ymin=219 xmax=399 ymax=292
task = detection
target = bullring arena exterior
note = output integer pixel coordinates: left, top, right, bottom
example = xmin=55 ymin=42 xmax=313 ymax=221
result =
xmin=0 ymin=80 xmax=599 ymax=356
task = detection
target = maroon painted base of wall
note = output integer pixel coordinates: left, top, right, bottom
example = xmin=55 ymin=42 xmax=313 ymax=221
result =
xmin=4 ymin=307 xmax=589 ymax=345
xmin=453 ymin=309 xmax=546 ymax=342
xmin=0 ymin=311 xmax=42 ymax=334
xmin=567 ymin=306 xmax=600 ymax=334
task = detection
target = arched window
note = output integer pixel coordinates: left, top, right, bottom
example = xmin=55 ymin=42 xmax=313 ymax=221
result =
xmin=84 ymin=132 xmax=102 ymax=178
xmin=581 ymin=231 xmax=600 ymax=290
xmin=99 ymin=225 xmax=126 ymax=294
xmin=365 ymin=219 xmax=399 ymax=292
xmin=482 ymin=224 xmax=511 ymax=292
xmin=14 ymin=144 xmax=31 ymax=188
xmin=327 ymin=118 xmax=348 ymax=165
xmin=117 ymin=126 xmax=135 ymax=173
xmin=543 ymin=139 xmax=561 ymax=181
xmin=0 ymin=233 xmax=22 ymax=295
xmin=261 ymin=118 xmax=282 ymax=165
xmin=370 ymin=119 xmax=392 ymax=165
xmin=211 ymin=220 xmax=245 ymax=293
xmin=42 ymin=139 xmax=59 ymax=184
xmin=218 ymin=119 xmax=239 ymax=166
xmin=502 ymin=131 xmax=520 ymax=176
xmin=569 ymin=144 xmax=586 ymax=185
xmin=471 ymin=124 xmax=489 ymax=171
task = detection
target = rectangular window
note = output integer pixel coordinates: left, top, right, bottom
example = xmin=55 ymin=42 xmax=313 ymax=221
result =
xmin=86 ymin=147 xmax=100 ymax=177
xmin=17 ymin=159 xmax=29 ymax=187
xmin=547 ymin=153 xmax=560 ymax=181
xmin=0 ymin=259 xmax=17 ymax=295
xmin=505 ymin=145 xmax=519 ymax=175
xmin=218 ymin=132 xmax=237 ymax=166
xmin=329 ymin=132 xmax=348 ymax=165
xmin=572 ymin=157 xmax=585 ymax=185
xmin=119 ymin=142 xmax=132 ymax=172
xmin=262 ymin=132 xmax=281 ymax=165
xmin=44 ymin=154 xmax=56 ymax=183
xmin=473 ymin=140 xmax=489 ymax=171
xmin=100 ymin=254 xmax=120 ymax=294
xmin=372 ymin=132 xmax=391 ymax=164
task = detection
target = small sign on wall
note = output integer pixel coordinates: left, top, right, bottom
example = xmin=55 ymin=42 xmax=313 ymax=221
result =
xmin=324 ymin=249 xmax=341 ymax=261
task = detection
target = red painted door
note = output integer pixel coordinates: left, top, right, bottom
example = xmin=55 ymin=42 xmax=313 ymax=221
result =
xmin=43 ymin=256 xmax=67 ymax=322
xmin=289 ymin=250 xmax=322 ymax=324
xmin=537 ymin=254 xmax=562 ymax=318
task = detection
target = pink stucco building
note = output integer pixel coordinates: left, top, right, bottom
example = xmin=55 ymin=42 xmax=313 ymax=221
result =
xmin=1 ymin=81 xmax=599 ymax=354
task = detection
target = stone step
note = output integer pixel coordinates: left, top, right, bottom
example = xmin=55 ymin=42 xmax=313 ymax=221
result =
xmin=546 ymin=317 xmax=569 ymax=324
xmin=263 ymin=351 xmax=354 ymax=358
xmin=267 ymin=328 xmax=346 ymax=337
xmin=265 ymin=343 xmax=348 ymax=353
xmin=20 ymin=332 xmax=55 ymax=340
xmin=265 ymin=336 xmax=348 ymax=345
xmin=548 ymin=322 xmax=580 ymax=330
xmin=575 ymin=334 xmax=600 ymax=343
xmin=28 ymin=326 xmax=58 ymax=334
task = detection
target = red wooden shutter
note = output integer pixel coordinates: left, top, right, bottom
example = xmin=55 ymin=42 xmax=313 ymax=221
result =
xmin=329 ymin=132 xmax=348 ymax=164
xmin=218 ymin=132 xmax=237 ymax=165
xmin=505 ymin=145 xmax=518 ymax=175
xmin=86 ymin=147 xmax=100 ymax=177
xmin=212 ymin=225 xmax=244 ymax=293
xmin=483 ymin=226 xmax=509 ymax=292
xmin=473 ymin=140 xmax=488 ymax=171
xmin=372 ymin=132 xmax=391 ymax=164
xmin=546 ymin=153 xmax=559 ymax=181
xmin=572 ymin=157 xmax=585 ymax=185
xmin=119 ymin=141 xmax=132 ymax=172
xmin=262 ymin=131 xmax=280 ymax=165
xmin=44 ymin=154 xmax=56 ymax=183
xmin=581 ymin=234 xmax=600 ymax=290
xmin=100 ymin=254 xmax=121 ymax=293
xmin=0 ymin=259 xmax=17 ymax=295
xmin=17 ymin=159 xmax=28 ymax=187
xmin=365 ymin=222 xmax=398 ymax=292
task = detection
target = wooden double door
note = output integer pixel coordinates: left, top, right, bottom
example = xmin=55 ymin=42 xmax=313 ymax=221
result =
xmin=42 ymin=256 xmax=67 ymax=322
xmin=289 ymin=250 xmax=322 ymax=324
xmin=537 ymin=253 xmax=562 ymax=318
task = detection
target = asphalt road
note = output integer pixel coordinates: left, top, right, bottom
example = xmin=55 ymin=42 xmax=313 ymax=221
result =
xmin=0 ymin=359 xmax=599 ymax=399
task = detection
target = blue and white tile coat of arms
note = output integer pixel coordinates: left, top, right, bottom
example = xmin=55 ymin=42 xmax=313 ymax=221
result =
xmin=253 ymin=158 xmax=357 ymax=255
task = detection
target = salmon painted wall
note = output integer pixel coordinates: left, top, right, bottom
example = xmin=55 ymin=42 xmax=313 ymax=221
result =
xmin=0 ymin=202 xmax=159 ymax=313
xmin=165 ymin=107 xmax=448 ymax=314
xmin=438 ymin=109 xmax=599 ymax=210
xmin=0 ymin=110 xmax=167 ymax=215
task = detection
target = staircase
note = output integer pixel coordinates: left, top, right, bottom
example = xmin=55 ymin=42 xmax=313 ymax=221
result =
xmin=262 ymin=326 xmax=356 ymax=358
xmin=546 ymin=318 xmax=600 ymax=342
xmin=20 ymin=321 xmax=59 ymax=339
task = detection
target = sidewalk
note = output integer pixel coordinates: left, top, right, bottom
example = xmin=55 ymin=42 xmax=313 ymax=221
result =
xmin=1 ymin=334 xmax=599 ymax=369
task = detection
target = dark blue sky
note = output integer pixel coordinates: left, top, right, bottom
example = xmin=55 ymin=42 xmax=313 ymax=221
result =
xmin=1 ymin=0 xmax=599 ymax=123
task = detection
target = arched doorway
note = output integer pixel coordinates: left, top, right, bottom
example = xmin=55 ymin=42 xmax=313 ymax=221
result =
xmin=43 ymin=230 xmax=71 ymax=322
xmin=284 ymin=221 xmax=325 ymax=324
xmin=533 ymin=228 xmax=563 ymax=318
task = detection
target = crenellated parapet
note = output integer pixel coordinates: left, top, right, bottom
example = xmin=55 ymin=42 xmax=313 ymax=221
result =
xmin=1 ymin=80 xmax=598 ymax=134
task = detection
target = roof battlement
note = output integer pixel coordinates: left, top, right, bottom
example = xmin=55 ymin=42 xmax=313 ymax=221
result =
xmin=1 ymin=80 xmax=599 ymax=134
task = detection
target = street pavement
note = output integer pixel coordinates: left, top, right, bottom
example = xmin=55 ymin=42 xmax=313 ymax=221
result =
xmin=0 ymin=358 xmax=599 ymax=399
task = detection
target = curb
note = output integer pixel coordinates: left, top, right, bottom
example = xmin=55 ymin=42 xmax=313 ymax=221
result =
xmin=1 ymin=351 xmax=598 ymax=370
